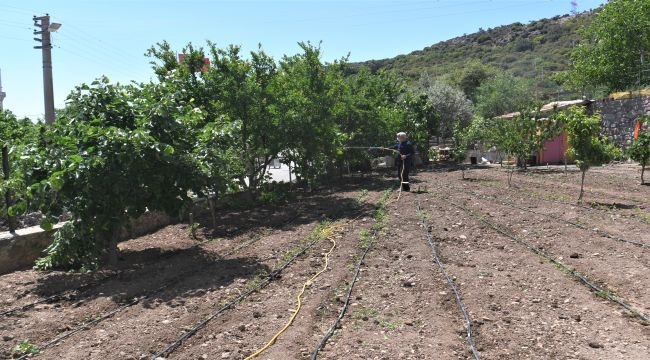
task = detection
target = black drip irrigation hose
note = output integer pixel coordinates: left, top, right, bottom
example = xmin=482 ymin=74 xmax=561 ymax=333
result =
xmin=503 ymin=200 xmax=649 ymax=249
xmin=16 ymin=265 xmax=218 ymax=360
xmin=2 ymin=212 xmax=301 ymax=320
xmin=452 ymin=185 xmax=650 ymax=249
xmin=438 ymin=194 xmax=650 ymax=325
xmin=12 ymin=213 xmax=303 ymax=359
xmin=485 ymin=166 xmax=648 ymax=207
xmin=151 ymin=223 xmax=334 ymax=360
xmin=416 ymin=197 xmax=481 ymax=360
xmin=0 ymin=271 xmax=121 ymax=318
xmin=15 ymin=294 xmax=143 ymax=360
xmin=310 ymin=221 xmax=381 ymax=359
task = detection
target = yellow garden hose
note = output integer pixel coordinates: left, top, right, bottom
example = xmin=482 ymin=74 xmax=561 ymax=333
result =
xmin=245 ymin=232 xmax=338 ymax=359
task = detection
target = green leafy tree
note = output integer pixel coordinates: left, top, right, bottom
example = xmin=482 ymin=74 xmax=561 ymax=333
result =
xmin=0 ymin=110 xmax=41 ymax=228
xmin=275 ymin=42 xmax=342 ymax=189
xmin=445 ymin=60 xmax=497 ymax=102
xmin=146 ymin=42 xmax=281 ymax=197
xmin=207 ymin=44 xmax=281 ymax=194
xmin=475 ymin=71 xmax=533 ymax=119
xmin=561 ymin=106 xmax=615 ymax=202
xmin=335 ymin=68 xmax=406 ymax=171
xmin=401 ymin=91 xmax=436 ymax=162
xmin=451 ymin=117 xmax=487 ymax=179
xmin=568 ymin=0 xmax=650 ymax=92
xmin=416 ymin=80 xmax=473 ymax=141
xmin=29 ymin=78 xmax=202 ymax=270
xmin=477 ymin=106 xmax=563 ymax=185
xmin=628 ymin=117 xmax=650 ymax=184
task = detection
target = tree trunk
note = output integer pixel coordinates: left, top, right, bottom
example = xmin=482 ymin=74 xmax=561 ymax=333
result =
xmin=642 ymin=164 xmax=646 ymax=185
xmin=508 ymin=167 xmax=514 ymax=187
xmin=2 ymin=146 xmax=17 ymax=231
xmin=208 ymin=194 xmax=217 ymax=230
xmin=578 ymin=170 xmax=586 ymax=203
xmin=100 ymin=230 xmax=120 ymax=267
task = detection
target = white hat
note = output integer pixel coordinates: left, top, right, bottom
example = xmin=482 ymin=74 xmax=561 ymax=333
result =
xmin=396 ymin=132 xmax=407 ymax=138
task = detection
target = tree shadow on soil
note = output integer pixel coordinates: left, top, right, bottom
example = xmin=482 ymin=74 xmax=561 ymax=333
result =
xmin=587 ymin=201 xmax=638 ymax=210
xmin=523 ymin=167 xmax=579 ymax=175
xmin=191 ymin=175 xmax=393 ymax=240
xmin=27 ymin=246 xmax=270 ymax=308
xmin=23 ymin=175 xmax=393 ymax=307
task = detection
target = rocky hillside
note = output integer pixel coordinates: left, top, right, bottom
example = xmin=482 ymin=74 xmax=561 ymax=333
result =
xmin=351 ymin=9 xmax=599 ymax=100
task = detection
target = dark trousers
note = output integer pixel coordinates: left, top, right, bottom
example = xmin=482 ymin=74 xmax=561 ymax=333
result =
xmin=396 ymin=161 xmax=410 ymax=191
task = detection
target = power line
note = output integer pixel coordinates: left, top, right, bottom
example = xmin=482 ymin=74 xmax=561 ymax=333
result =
xmin=51 ymin=17 xmax=148 ymax=68
xmin=46 ymin=19 xmax=151 ymax=82
xmin=0 ymin=35 xmax=30 ymax=42
xmin=0 ymin=4 xmax=38 ymax=16
xmin=55 ymin=45 xmax=143 ymax=82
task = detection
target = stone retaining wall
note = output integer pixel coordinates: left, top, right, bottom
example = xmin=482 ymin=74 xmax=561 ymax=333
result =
xmin=0 ymin=211 xmax=175 ymax=275
xmin=590 ymin=96 xmax=650 ymax=149
xmin=0 ymin=224 xmax=64 ymax=275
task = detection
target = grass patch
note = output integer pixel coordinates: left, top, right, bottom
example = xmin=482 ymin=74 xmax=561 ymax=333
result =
xmin=379 ymin=319 xmax=401 ymax=331
xmin=355 ymin=189 xmax=370 ymax=204
xmin=416 ymin=210 xmax=430 ymax=222
xmin=632 ymin=208 xmax=650 ymax=224
xmin=352 ymin=307 xmax=379 ymax=320
xmin=12 ymin=339 xmax=41 ymax=357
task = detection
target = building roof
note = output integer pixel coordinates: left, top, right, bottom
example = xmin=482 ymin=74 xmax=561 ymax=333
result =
xmin=497 ymin=99 xmax=589 ymax=119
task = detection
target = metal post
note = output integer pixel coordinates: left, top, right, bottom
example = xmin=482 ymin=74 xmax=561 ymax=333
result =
xmin=34 ymin=14 xmax=59 ymax=124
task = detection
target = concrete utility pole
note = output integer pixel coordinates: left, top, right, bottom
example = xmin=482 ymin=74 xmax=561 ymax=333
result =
xmin=33 ymin=14 xmax=61 ymax=124
xmin=0 ymin=69 xmax=6 ymax=111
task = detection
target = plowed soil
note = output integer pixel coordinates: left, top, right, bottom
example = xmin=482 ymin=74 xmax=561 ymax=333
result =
xmin=1 ymin=163 xmax=649 ymax=360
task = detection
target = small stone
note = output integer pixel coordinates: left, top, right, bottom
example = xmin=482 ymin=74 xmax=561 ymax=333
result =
xmin=221 ymin=352 xmax=231 ymax=359
xmin=2 ymin=335 xmax=14 ymax=341
xmin=569 ymin=253 xmax=581 ymax=259
xmin=238 ymin=324 xmax=246 ymax=332
xmin=588 ymin=342 xmax=604 ymax=349
xmin=252 ymin=311 xmax=262 ymax=318
xmin=200 ymin=355 xmax=208 ymax=360
xmin=459 ymin=235 xmax=467 ymax=240
xmin=404 ymin=321 xmax=414 ymax=326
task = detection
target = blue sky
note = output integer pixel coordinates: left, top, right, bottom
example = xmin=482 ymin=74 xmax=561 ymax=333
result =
xmin=1 ymin=0 xmax=604 ymax=120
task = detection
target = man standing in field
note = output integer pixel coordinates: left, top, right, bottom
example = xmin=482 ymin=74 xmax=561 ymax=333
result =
xmin=393 ymin=132 xmax=414 ymax=191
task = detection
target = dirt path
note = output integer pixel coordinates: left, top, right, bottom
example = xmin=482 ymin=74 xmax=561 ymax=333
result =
xmin=1 ymin=164 xmax=649 ymax=360
xmin=322 ymin=192 xmax=468 ymax=359
xmin=423 ymin=182 xmax=650 ymax=359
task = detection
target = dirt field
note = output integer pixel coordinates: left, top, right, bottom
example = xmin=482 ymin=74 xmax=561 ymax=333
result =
xmin=1 ymin=163 xmax=649 ymax=360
